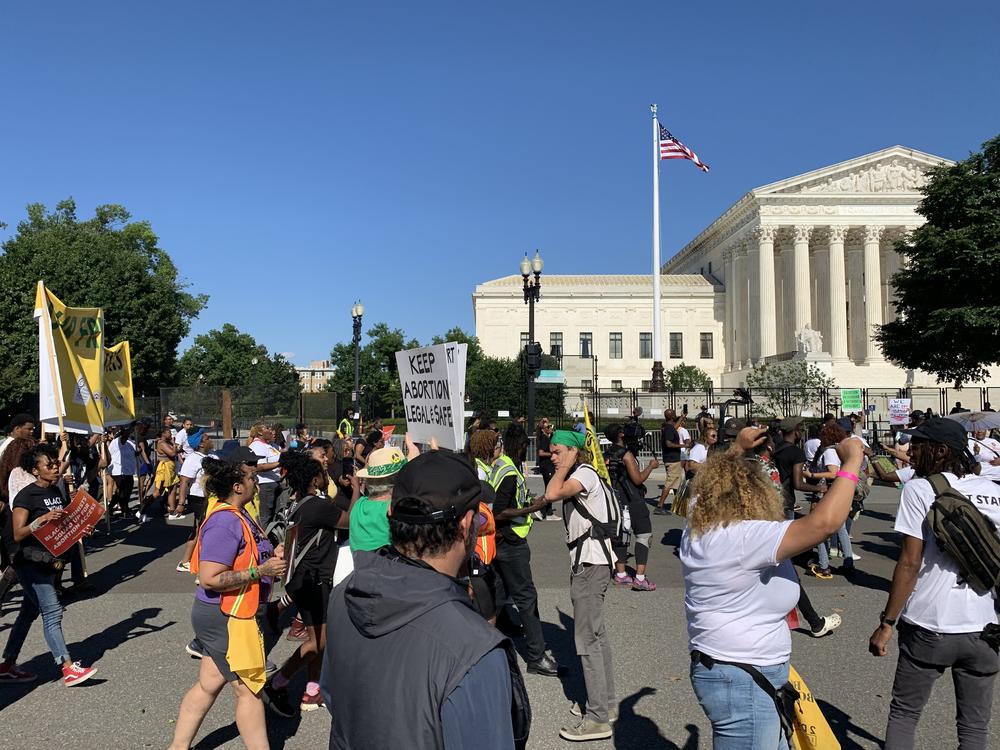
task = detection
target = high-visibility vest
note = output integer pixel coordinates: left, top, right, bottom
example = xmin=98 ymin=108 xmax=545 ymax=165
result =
xmin=476 ymin=502 xmax=496 ymax=564
xmin=489 ymin=455 xmax=532 ymax=538
xmin=338 ymin=419 xmax=354 ymax=439
xmin=191 ymin=502 xmax=262 ymax=619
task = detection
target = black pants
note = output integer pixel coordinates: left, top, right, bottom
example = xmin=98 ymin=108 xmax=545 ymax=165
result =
xmin=257 ymin=483 xmax=278 ymax=527
xmin=493 ymin=541 xmax=547 ymax=663
xmin=112 ymin=474 xmax=134 ymax=515
xmin=886 ymin=621 xmax=999 ymax=750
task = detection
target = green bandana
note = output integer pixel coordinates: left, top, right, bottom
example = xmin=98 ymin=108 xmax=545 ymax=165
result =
xmin=551 ymin=429 xmax=586 ymax=449
xmin=367 ymin=458 xmax=408 ymax=477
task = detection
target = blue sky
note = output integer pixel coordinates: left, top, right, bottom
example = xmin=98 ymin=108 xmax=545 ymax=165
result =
xmin=2 ymin=1 xmax=997 ymax=366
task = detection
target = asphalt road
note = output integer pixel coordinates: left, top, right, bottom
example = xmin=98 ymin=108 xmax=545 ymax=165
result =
xmin=1 ymin=477 xmax=992 ymax=749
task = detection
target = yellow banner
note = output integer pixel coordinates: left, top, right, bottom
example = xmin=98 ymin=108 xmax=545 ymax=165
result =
xmin=34 ymin=281 xmax=106 ymax=433
xmin=583 ymin=403 xmax=611 ymax=485
xmin=103 ymin=341 xmax=135 ymax=426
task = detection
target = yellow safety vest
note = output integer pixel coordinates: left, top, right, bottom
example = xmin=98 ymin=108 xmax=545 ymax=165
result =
xmin=489 ymin=455 xmax=532 ymax=538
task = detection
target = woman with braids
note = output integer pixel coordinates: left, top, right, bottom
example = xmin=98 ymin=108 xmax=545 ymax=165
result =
xmin=169 ymin=456 xmax=286 ymax=750
xmin=680 ymin=426 xmax=864 ymax=749
xmin=262 ymin=453 xmax=350 ymax=717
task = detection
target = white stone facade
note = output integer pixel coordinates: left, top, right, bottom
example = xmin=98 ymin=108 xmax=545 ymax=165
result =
xmin=474 ymin=146 xmax=1000 ymax=390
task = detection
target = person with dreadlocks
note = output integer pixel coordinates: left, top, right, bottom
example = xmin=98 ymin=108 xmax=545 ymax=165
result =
xmin=870 ymin=417 xmax=1000 ymax=750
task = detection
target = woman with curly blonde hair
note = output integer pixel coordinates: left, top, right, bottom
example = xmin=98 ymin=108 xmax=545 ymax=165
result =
xmin=681 ymin=426 xmax=864 ymax=749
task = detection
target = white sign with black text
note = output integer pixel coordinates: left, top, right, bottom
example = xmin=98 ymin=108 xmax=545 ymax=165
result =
xmin=395 ymin=342 xmax=467 ymax=450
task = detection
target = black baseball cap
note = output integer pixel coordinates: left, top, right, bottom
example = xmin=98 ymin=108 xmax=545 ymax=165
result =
xmin=391 ymin=451 xmax=495 ymax=525
xmin=215 ymin=440 xmax=261 ymax=466
xmin=908 ymin=410 xmax=926 ymax=423
xmin=901 ymin=417 xmax=969 ymax=455
xmin=778 ymin=417 xmax=804 ymax=433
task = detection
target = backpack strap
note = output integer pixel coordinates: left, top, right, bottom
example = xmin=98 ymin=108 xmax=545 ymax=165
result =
xmin=564 ymin=465 xmax=617 ymax=570
xmin=926 ymin=473 xmax=953 ymax=498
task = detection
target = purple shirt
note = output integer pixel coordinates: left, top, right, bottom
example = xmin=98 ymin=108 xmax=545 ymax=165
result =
xmin=195 ymin=507 xmax=275 ymax=605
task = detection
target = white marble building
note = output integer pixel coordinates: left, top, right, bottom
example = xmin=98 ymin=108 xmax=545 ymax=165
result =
xmin=474 ymin=146 xmax=997 ymax=390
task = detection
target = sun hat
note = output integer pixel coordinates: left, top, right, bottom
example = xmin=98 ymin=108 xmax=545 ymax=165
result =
xmin=356 ymin=446 xmax=408 ymax=479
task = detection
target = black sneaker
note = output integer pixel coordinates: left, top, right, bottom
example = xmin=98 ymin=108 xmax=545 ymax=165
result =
xmin=185 ymin=639 xmax=205 ymax=659
xmin=262 ymin=681 xmax=297 ymax=718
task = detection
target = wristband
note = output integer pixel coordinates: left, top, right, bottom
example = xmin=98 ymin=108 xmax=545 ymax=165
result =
xmin=248 ymin=566 xmax=259 ymax=581
xmin=836 ymin=470 xmax=860 ymax=483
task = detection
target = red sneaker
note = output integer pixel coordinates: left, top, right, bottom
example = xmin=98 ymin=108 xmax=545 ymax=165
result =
xmin=286 ymin=616 xmax=309 ymax=641
xmin=62 ymin=662 xmax=97 ymax=687
xmin=300 ymin=690 xmax=325 ymax=712
xmin=0 ymin=661 xmax=37 ymax=684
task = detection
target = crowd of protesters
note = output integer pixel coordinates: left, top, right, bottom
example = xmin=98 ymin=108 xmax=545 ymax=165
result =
xmin=3 ymin=398 xmax=1000 ymax=749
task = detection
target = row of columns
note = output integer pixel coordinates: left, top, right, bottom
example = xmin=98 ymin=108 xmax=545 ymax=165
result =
xmin=723 ymin=223 xmax=914 ymax=370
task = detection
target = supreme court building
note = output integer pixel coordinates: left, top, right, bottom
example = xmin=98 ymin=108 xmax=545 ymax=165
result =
xmin=473 ymin=145 xmax=998 ymax=391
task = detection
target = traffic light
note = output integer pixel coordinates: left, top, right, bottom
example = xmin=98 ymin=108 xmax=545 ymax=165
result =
xmin=524 ymin=341 xmax=543 ymax=375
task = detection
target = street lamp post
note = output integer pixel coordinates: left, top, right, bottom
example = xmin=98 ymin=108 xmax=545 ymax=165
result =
xmin=521 ymin=250 xmax=543 ymax=439
xmin=352 ymin=301 xmax=364 ymax=418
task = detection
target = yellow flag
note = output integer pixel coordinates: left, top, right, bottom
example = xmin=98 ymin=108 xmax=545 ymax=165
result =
xmin=789 ymin=665 xmax=842 ymax=750
xmin=583 ymin=403 xmax=611 ymax=485
xmin=34 ymin=281 xmax=106 ymax=433
xmin=103 ymin=341 xmax=135 ymax=427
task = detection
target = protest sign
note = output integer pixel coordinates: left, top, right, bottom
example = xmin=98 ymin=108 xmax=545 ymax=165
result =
xmin=103 ymin=341 xmax=136 ymax=427
xmin=889 ymin=398 xmax=912 ymax=426
xmin=395 ymin=342 xmax=466 ymax=450
xmin=32 ymin=488 xmax=105 ymax=558
xmin=34 ymin=281 xmax=107 ymax=433
xmin=381 ymin=425 xmax=396 ymax=443
xmin=840 ymin=388 xmax=863 ymax=413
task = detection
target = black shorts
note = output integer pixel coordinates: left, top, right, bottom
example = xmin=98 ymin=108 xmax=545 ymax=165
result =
xmin=289 ymin=578 xmax=331 ymax=627
xmin=189 ymin=496 xmax=208 ymax=522
xmin=628 ymin=499 xmax=652 ymax=535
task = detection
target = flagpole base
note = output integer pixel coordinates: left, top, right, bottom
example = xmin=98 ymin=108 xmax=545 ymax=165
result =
xmin=650 ymin=361 xmax=666 ymax=392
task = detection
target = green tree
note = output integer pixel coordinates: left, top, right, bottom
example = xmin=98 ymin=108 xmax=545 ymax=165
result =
xmin=465 ymin=356 xmax=520 ymax=415
xmin=0 ymin=200 xmax=206 ymax=405
xmin=431 ymin=327 xmax=485 ymax=366
xmin=664 ymin=363 xmax=713 ymax=391
xmin=875 ymin=135 xmax=1000 ymax=386
xmin=745 ymin=360 xmax=836 ymax=417
xmin=326 ymin=323 xmax=419 ymax=418
xmin=176 ymin=324 xmax=299 ymax=388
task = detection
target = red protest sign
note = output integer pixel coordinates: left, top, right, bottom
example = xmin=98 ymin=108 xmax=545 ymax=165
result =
xmin=31 ymin=488 xmax=105 ymax=558
xmin=381 ymin=425 xmax=396 ymax=444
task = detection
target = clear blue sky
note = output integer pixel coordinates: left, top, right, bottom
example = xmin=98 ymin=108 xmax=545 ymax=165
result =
xmin=2 ymin=1 xmax=997 ymax=365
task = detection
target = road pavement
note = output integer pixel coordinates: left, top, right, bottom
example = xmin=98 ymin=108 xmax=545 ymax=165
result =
xmin=1 ymin=478 xmax=991 ymax=749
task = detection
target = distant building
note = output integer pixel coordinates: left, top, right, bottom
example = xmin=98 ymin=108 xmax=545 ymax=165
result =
xmin=296 ymin=359 xmax=336 ymax=393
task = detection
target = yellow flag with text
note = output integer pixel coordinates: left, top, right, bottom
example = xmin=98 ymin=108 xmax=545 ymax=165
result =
xmin=34 ymin=281 xmax=107 ymax=433
xmin=103 ymin=341 xmax=135 ymax=427
xmin=583 ymin=403 xmax=611 ymax=485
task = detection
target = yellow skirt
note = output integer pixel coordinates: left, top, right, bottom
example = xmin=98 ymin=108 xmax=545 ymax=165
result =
xmin=155 ymin=459 xmax=179 ymax=489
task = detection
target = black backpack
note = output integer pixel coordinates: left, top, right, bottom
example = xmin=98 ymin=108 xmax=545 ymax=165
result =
xmin=926 ymin=473 xmax=1000 ymax=596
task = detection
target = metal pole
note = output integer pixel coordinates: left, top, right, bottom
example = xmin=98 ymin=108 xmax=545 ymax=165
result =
xmin=353 ymin=313 xmax=362 ymax=416
xmin=527 ymin=292 xmax=535 ymax=439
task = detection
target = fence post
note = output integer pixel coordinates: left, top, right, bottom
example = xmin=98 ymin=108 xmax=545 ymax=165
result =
xmin=222 ymin=388 xmax=233 ymax=440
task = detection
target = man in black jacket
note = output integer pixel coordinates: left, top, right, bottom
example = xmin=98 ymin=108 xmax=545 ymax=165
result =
xmin=322 ymin=451 xmax=528 ymax=750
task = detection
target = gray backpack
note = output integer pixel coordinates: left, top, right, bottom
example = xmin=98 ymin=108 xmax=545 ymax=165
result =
xmin=926 ymin=473 xmax=1000 ymax=596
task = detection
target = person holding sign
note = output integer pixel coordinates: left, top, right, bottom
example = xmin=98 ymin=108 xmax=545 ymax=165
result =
xmin=0 ymin=444 xmax=98 ymax=686
xmin=169 ymin=456 xmax=286 ymax=750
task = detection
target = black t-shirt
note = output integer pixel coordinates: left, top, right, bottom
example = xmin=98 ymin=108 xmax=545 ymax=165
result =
xmin=10 ymin=483 xmax=67 ymax=556
xmin=288 ymin=495 xmax=344 ymax=590
xmin=661 ymin=423 xmax=681 ymax=463
xmin=493 ymin=474 xmax=525 ymax=545
xmin=536 ymin=432 xmax=554 ymax=472
xmin=772 ymin=441 xmax=807 ymax=484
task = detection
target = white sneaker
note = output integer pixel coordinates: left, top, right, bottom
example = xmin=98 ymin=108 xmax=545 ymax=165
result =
xmin=829 ymin=549 xmax=842 ymax=558
xmin=167 ymin=513 xmax=178 ymax=520
xmin=176 ymin=561 xmax=191 ymax=573
xmin=851 ymin=553 xmax=862 ymax=561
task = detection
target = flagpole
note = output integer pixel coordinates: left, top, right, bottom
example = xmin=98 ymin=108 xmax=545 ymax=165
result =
xmin=650 ymin=105 xmax=665 ymax=391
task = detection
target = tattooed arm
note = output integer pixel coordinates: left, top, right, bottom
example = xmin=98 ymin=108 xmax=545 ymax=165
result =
xmin=198 ymin=555 xmax=286 ymax=592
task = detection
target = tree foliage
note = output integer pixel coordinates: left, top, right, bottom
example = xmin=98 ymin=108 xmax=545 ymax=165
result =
xmin=326 ymin=323 xmax=419 ymax=418
xmin=745 ymin=360 xmax=836 ymax=417
xmin=0 ymin=200 xmax=206 ymax=405
xmin=176 ymin=323 xmax=299 ymax=388
xmin=664 ymin=363 xmax=713 ymax=391
xmin=875 ymin=135 xmax=1000 ymax=386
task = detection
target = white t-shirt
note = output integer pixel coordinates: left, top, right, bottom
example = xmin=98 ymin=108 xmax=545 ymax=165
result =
xmin=804 ymin=438 xmax=821 ymax=463
xmin=7 ymin=467 xmax=35 ymax=503
xmin=689 ymin=443 xmax=709 ymax=465
xmin=970 ymin=438 xmax=1000 ymax=463
xmin=896 ymin=466 xmax=916 ymax=483
xmin=179 ymin=451 xmax=207 ymax=497
xmin=108 ymin=437 xmax=137 ymax=477
xmin=249 ymin=439 xmax=280 ymax=483
xmin=563 ymin=464 xmax=615 ymax=567
xmin=895 ymin=472 xmax=1000 ymax=633
xmin=681 ymin=519 xmax=798 ymax=665
xmin=0 ymin=436 xmax=13 ymax=460
xmin=819 ymin=447 xmax=841 ymax=469
xmin=175 ymin=428 xmax=192 ymax=460
xmin=678 ymin=427 xmax=691 ymax=460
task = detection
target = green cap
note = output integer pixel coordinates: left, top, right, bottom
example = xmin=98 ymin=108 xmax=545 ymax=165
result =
xmin=551 ymin=429 xmax=586 ymax=449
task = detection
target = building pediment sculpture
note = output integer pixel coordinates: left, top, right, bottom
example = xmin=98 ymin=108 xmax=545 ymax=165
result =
xmin=784 ymin=158 xmax=927 ymax=194
xmin=795 ymin=323 xmax=823 ymax=354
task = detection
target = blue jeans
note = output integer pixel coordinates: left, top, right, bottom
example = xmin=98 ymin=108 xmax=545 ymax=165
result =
xmin=816 ymin=523 xmax=854 ymax=570
xmin=691 ymin=659 xmax=790 ymax=750
xmin=2 ymin=562 xmax=70 ymax=666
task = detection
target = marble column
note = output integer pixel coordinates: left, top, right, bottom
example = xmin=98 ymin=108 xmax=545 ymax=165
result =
xmin=745 ymin=237 xmax=763 ymax=367
xmin=792 ymin=225 xmax=813 ymax=333
xmin=827 ymin=226 xmax=849 ymax=361
xmin=723 ymin=248 xmax=735 ymax=371
xmin=755 ymin=225 xmax=777 ymax=361
xmin=864 ymin=225 xmax=885 ymax=363
xmin=732 ymin=245 xmax=746 ymax=368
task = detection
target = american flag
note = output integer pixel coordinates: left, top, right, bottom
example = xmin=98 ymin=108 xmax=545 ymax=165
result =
xmin=659 ymin=124 xmax=709 ymax=172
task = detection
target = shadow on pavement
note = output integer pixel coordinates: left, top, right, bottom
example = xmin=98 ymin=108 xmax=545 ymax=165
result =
xmin=0 ymin=607 xmax=173 ymax=710
xmin=614 ymin=687 xmax=699 ymax=749
xmin=539 ymin=609 xmax=584 ymax=706
xmin=818 ymin=698 xmax=884 ymax=750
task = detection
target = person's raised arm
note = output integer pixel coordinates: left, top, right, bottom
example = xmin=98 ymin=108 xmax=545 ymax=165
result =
xmin=791 ymin=461 xmax=824 ymax=495
xmin=776 ymin=438 xmax=864 ymax=561
xmin=625 ymin=452 xmax=658 ymax=485
xmin=545 ymin=448 xmax=585 ymax=501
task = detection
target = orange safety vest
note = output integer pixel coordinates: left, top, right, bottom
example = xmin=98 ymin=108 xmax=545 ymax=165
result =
xmin=476 ymin=502 xmax=496 ymax=565
xmin=191 ymin=503 xmax=262 ymax=619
